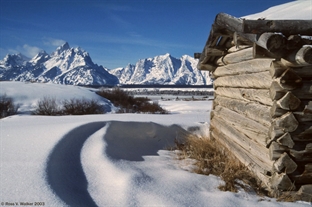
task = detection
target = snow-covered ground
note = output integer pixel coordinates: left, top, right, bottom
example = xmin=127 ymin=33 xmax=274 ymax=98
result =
xmin=0 ymin=81 xmax=311 ymax=206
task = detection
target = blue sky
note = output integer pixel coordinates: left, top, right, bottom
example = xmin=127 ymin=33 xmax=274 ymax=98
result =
xmin=1 ymin=0 xmax=294 ymax=69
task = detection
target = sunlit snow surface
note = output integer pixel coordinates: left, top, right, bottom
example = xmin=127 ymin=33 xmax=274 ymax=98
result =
xmin=1 ymin=1 xmax=312 ymax=205
xmin=243 ymin=0 xmax=312 ymax=20
xmin=1 ymin=81 xmax=311 ymax=206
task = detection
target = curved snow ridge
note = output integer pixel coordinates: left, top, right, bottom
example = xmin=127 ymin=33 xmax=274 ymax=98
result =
xmin=46 ymin=122 xmax=106 ymax=207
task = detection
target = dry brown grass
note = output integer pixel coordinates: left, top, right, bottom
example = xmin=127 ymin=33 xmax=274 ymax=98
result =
xmin=174 ymin=134 xmax=267 ymax=195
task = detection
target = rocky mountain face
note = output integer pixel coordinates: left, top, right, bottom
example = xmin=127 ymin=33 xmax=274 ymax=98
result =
xmin=110 ymin=53 xmax=212 ymax=85
xmin=0 ymin=42 xmax=119 ymax=85
xmin=0 ymin=43 xmax=212 ymax=86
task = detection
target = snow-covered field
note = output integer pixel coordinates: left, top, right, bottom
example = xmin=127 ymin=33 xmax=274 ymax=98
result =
xmin=0 ymin=81 xmax=311 ymax=207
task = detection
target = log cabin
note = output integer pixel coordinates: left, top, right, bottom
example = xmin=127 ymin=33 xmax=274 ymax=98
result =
xmin=196 ymin=13 xmax=312 ymax=201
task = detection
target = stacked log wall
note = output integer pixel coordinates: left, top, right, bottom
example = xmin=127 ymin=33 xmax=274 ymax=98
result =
xmin=209 ymin=46 xmax=312 ymax=199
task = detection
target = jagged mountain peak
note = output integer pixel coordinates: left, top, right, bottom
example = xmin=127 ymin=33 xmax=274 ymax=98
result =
xmin=1 ymin=53 xmax=30 ymax=67
xmin=0 ymin=42 xmax=119 ymax=85
xmin=57 ymin=42 xmax=70 ymax=51
xmin=110 ymin=53 xmax=212 ymax=85
xmin=30 ymin=50 xmax=49 ymax=65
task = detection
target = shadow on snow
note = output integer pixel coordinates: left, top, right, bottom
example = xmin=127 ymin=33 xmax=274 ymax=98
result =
xmin=46 ymin=122 xmax=106 ymax=207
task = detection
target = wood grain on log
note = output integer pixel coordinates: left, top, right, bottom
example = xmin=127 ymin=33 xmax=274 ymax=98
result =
xmin=270 ymin=101 xmax=288 ymax=118
xmin=270 ymin=80 xmax=312 ymax=100
xmin=214 ymin=71 xmax=272 ymax=89
xmin=276 ymin=133 xmax=295 ymax=148
xmin=210 ymin=115 xmax=271 ymax=162
xmin=216 ymin=47 xmax=253 ymax=66
xmin=256 ymin=33 xmax=286 ymax=54
xmin=274 ymin=69 xmax=302 ymax=90
xmin=276 ymin=92 xmax=301 ymax=110
xmin=213 ymin=105 xmax=268 ymax=146
xmin=215 ymin=87 xmax=272 ymax=106
xmin=282 ymin=46 xmax=312 ymax=67
xmin=272 ymin=112 xmax=299 ymax=133
xmin=273 ymin=152 xmax=297 ymax=174
xmin=242 ymin=19 xmax=312 ymax=36
xmin=197 ymin=62 xmax=217 ymax=71
xmin=214 ymin=95 xmax=271 ymax=126
xmin=269 ymin=141 xmax=288 ymax=161
xmin=213 ymin=58 xmax=273 ymax=77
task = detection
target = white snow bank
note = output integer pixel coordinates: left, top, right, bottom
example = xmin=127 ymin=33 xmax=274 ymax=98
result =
xmin=1 ymin=82 xmax=311 ymax=206
xmin=243 ymin=0 xmax=312 ymax=20
xmin=0 ymin=81 xmax=112 ymax=113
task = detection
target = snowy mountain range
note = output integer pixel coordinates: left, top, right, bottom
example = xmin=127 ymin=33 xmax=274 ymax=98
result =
xmin=0 ymin=43 xmax=212 ymax=86
xmin=0 ymin=43 xmax=118 ymax=85
xmin=110 ymin=53 xmax=212 ymax=85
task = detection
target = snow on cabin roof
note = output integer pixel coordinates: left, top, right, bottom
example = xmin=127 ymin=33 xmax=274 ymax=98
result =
xmin=242 ymin=0 xmax=312 ymax=20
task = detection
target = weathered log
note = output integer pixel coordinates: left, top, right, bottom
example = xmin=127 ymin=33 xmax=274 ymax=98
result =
xmin=272 ymin=112 xmax=299 ymax=133
xmin=282 ymin=46 xmax=312 ymax=67
xmin=267 ymin=131 xmax=295 ymax=148
xmin=269 ymin=80 xmax=312 ymax=100
xmin=269 ymin=141 xmax=288 ymax=161
xmin=296 ymin=185 xmax=312 ymax=202
xmin=274 ymin=69 xmax=302 ymax=90
xmin=227 ymin=45 xmax=251 ymax=53
xmin=277 ymin=92 xmax=301 ymax=111
xmin=270 ymin=101 xmax=288 ymax=118
xmin=213 ymin=105 xmax=268 ymax=146
xmin=197 ymin=62 xmax=217 ymax=71
xmin=214 ymin=71 xmax=272 ymax=89
xmin=289 ymin=143 xmax=312 ymax=162
xmin=267 ymin=113 xmax=298 ymax=145
xmin=214 ymin=95 xmax=271 ymax=126
xmin=269 ymin=81 xmax=286 ymax=100
xmin=232 ymin=32 xmax=253 ymax=47
xmin=255 ymin=33 xmax=286 ymax=54
xmin=270 ymin=172 xmax=295 ymax=191
xmin=253 ymin=43 xmax=280 ymax=59
xmin=270 ymin=60 xmax=287 ymax=78
xmin=205 ymin=46 xmax=226 ymax=56
xmin=242 ymin=19 xmax=312 ymax=36
xmin=276 ymin=133 xmax=295 ymax=148
xmin=270 ymin=61 xmax=312 ymax=80
xmin=215 ymin=87 xmax=272 ymax=106
xmin=216 ymin=47 xmax=253 ymax=66
xmin=210 ymin=115 xmax=271 ymax=162
xmin=213 ymin=58 xmax=273 ymax=77
xmin=215 ymin=13 xmax=243 ymax=33
xmin=273 ymin=152 xmax=297 ymax=174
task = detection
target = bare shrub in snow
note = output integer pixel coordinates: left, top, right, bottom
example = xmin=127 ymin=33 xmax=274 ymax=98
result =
xmin=32 ymin=97 xmax=61 ymax=116
xmin=173 ymin=134 xmax=267 ymax=196
xmin=97 ymin=88 xmax=168 ymax=114
xmin=62 ymin=98 xmax=104 ymax=115
xmin=33 ymin=97 xmax=105 ymax=116
xmin=0 ymin=94 xmax=19 ymax=118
